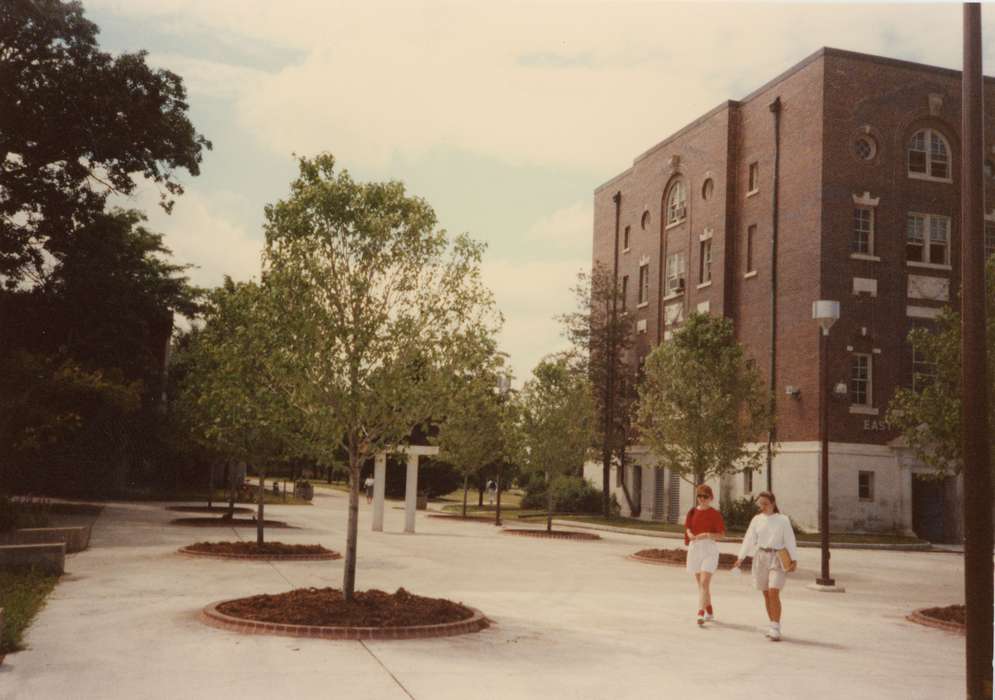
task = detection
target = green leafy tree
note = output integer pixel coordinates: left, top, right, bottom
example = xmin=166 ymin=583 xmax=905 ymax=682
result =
xmin=887 ymin=257 xmax=995 ymax=478
xmin=261 ymin=154 xmax=499 ymax=600
xmin=436 ymin=352 xmax=516 ymax=518
xmin=176 ymin=279 xmax=301 ymax=543
xmin=559 ymin=263 xmax=635 ymax=518
xmin=636 ymin=312 xmax=774 ymax=487
xmin=0 ymin=0 xmax=210 ymax=286
xmin=517 ymin=355 xmax=594 ymax=531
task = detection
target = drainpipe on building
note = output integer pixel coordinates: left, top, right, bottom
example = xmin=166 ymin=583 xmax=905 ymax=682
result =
xmin=605 ymin=191 xmax=621 ymax=517
xmin=766 ymin=96 xmax=782 ymax=492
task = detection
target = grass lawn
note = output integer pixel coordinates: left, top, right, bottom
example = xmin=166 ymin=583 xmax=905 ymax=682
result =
xmin=0 ymin=568 xmax=59 ymax=655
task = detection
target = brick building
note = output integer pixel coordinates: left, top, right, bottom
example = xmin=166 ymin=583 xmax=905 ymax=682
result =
xmin=586 ymin=47 xmax=995 ymax=543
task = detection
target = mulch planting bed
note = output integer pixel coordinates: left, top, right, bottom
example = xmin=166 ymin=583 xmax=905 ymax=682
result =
xmin=908 ymin=605 xmax=965 ymax=634
xmin=179 ymin=541 xmax=341 ymax=561
xmin=428 ymin=513 xmax=495 ymax=523
xmin=167 ymin=506 xmax=253 ymax=515
xmin=501 ymin=528 xmax=601 ymax=541
xmin=631 ymin=548 xmax=753 ymax=571
xmin=169 ymin=517 xmax=291 ymax=528
xmin=202 ymin=587 xmax=488 ymax=640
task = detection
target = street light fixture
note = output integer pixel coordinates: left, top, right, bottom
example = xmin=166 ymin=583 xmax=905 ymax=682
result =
xmin=811 ymin=300 xmax=843 ymax=591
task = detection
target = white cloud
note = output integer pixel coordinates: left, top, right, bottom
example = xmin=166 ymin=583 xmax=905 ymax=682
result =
xmin=528 ymin=201 xmax=593 ymax=251
xmin=481 ymin=256 xmax=586 ymax=383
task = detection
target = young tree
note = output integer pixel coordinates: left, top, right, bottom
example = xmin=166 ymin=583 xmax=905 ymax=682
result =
xmin=636 ymin=312 xmax=774 ymax=487
xmin=0 ymin=0 xmax=210 ymax=287
xmin=436 ymin=352 xmax=516 ymax=518
xmin=559 ymin=263 xmax=635 ymax=518
xmin=887 ymin=257 xmax=995 ymax=477
xmin=261 ymin=154 xmax=499 ymax=601
xmin=518 ymin=355 xmax=594 ymax=532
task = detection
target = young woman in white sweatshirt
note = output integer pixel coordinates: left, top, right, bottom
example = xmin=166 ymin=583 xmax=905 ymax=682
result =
xmin=732 ymin=491 xmax=798 ymax=641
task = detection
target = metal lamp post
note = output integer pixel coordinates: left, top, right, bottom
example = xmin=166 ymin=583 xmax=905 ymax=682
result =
xmin=812 ymin=300 xmax=840 ymax=589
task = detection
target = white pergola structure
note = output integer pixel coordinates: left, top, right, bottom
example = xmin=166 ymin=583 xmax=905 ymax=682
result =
xmin=371 ymin=445 xmax=440 ymax=534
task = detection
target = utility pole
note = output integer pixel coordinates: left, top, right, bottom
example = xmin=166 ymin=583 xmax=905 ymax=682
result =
xmin=960 ymin=5 xmax=993 ymax=698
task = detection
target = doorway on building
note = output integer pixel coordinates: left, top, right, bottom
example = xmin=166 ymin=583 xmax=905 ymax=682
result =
xmin=667 ymin=471 xmax=681 ymax=524
xmin=911 ymin=474 xmax=945 ymax=543
xmin=652 ymin=469 xmax=666 ymax=520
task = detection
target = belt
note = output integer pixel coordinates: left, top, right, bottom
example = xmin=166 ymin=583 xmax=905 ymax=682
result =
xmin=759 ymin=547 xmax=782 ymax=552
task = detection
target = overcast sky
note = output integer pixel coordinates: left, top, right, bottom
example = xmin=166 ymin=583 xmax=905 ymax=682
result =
xmin=86 ymin=1 xmax=991 ymax=383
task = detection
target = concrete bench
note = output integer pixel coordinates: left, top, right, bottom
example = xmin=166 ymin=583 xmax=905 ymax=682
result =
xmin=0 ymin=526 xmax=91 ymax=553
xmin=0 ymin=543 xmax=65 ymax=574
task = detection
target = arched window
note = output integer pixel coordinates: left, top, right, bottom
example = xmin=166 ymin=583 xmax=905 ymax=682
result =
xmin=666 ymin=181 xmax=687 ymax=226
xmin=907 ymin=128 xmax=951 ymax=180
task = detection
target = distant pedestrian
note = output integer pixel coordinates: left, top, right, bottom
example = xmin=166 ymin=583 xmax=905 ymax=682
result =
xmin=685 ymin=484 xmax=726 ymax=626
xmin=732 ymin=491 xmax=798 ymax=641
xmin=364 ymin=475 xmax=375 ymax=504
xmin=486 ymin=479 xmax=497 ymax=505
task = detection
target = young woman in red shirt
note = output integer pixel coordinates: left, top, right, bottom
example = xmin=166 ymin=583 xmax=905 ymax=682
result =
xmin=685 ymin=484 xmax=726 ymax=626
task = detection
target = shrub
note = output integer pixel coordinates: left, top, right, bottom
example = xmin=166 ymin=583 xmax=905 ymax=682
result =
xmin=521 ymin=475 xmax=619 ymax=515
xmin=720 ymin=495 xmax=757 ymax=532
xmin=0 ymin=496 xmax=51 ymax=533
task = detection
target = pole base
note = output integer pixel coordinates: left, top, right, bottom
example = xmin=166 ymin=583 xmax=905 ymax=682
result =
xmin=807 ymin=579 xmax=846 ymax=593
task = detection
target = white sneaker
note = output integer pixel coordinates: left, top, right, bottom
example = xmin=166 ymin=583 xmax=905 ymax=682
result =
xmin=767 ymin=625 xmax=781 ymax=641
xmin=704 ymin=612 xmax=714 ymax=622
xmin=696 ymin=611 xmax=705 ymax=626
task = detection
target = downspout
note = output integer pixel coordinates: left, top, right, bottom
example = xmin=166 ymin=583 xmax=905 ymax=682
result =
xmin=766 ymin=96 xmax=782 ymax=492
xmin=606 ymin=191 xmax=622 ymax=516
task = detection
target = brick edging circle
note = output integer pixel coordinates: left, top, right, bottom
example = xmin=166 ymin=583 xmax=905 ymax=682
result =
xmin=200 ymin=600 xmax=489 ymax=640
xmin=906 ymin=609 xmax=965 ymax=635
xmin=501 ymin=528 xmax=601 ymax=541
xmin=427 ymin=514 xmax=495 ymax=523
xmin=178 ymin=546 xmax=342 ymax=561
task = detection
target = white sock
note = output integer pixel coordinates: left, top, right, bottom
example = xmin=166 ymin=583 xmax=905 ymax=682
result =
xmin=770 ymin=622 xmax=781 ymax=629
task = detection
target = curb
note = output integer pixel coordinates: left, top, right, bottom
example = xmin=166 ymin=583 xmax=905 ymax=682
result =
xmin=200 ymin=600 xmax=489 ymax=640
xmin=178 ymin=546 xmax=341 ymax=561
xmin=550 ymin=520 xmax=932 ymax=551
xmin=906 ymin=609 xmax=965 ymax=635
xmin=501 ymin=528 xmax=601 ymax=541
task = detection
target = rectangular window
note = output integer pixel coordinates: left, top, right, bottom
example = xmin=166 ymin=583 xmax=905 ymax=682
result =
xmin=748 ymin=162 xmax=759 ymax=194
xmin=621 ymin=275 xmax=629 ymax=312
xmin=912 ymin=346 xmax=935 ymax=392
xmin=985 ymin=221 xmax=995 ymax=261
xmin=746 ymin=225 xmax=756 ymax=273
xmin=907 ymin=212 xmax=950 ymax=265
xmin=744 ymin=469 xmax=753 ymax=494
xmin=699 ymin=239 xmax=712 ymax=284
xmin=665 ymin=252 xmax=686 ymax=295
xmin=637 ymin=265 xmax=649 ymax=305
xmin=623 ymin=225 xmax=631 ymax=251
xmin=858 ymin=471 xmax=874 ymax=501
xmin=852 ymin=207 xmax=874 ymax=255
xmin=850 ymin=354 xmax=872 ymax=406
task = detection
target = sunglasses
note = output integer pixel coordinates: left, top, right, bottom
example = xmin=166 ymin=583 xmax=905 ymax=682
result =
xmin=696 ymin=494 xmax=710 ymax=500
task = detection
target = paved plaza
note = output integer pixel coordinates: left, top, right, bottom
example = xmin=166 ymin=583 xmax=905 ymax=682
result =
xmin=1 ymin=489 xmax=965 ymax=699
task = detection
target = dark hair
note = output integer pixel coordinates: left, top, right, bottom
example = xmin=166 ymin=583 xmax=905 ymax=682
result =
xmin=755 ymin=491 xmax=780 ymax=514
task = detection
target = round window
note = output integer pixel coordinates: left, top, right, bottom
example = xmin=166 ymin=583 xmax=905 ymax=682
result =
xmin=702 ymin=178 xmax=714 ymax=200
xmin=855 ymin=136 xmax=877 ymax=161
xmin=641 ymin=210 xmax=650 ymax=230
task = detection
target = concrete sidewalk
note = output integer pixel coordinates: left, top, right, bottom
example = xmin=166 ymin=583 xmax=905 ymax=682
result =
xmin=0 ymin=489 xmax=965 ymax=699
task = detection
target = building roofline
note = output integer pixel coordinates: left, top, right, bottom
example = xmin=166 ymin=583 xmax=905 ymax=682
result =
xmin=595 ymin=46 xmax=995 ymax=195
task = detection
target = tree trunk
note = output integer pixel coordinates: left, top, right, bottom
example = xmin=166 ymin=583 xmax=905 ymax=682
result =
xmin=478 ymin=483 xmax=484 ymax=508
xmin=602 ymin=447 xmax=611 ymax=519
xmin=462 ymin=474 xmax=469 ymax=518
xmin=343 ymin=459 xmax=360 ymax=602
xmin=226 ymin=462 xmax=236 ymax=519
xmin=546 ymin=471 xmax=553 ymax=532
xmin=256 ymin=470 xmax=265 ymax=545
xmin=207 ymin=462 xmax=214 ymax=509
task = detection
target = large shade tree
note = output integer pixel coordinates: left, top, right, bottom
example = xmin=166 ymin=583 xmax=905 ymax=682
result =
xmin=261 ymin=154 xmax=499 ymax=600
xmin=636 ymin=312 xmax=774 ymax=487
xmin=0 ymin=0 xmax=210 ymax=287
xmin=517 ymin=355 xmax=594 ymax=532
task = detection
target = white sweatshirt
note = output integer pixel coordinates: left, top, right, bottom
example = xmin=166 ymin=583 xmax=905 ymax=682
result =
xmin=737 ymin=512 xmax=799 ymax=562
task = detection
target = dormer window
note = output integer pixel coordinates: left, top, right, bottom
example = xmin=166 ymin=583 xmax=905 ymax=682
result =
xmin=908 ymin=128 xmax=951 ymax=180
xmin=666 ymin=181 xmax=687 ymax=227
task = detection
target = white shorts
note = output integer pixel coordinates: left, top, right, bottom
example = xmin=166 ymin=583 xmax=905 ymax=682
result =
xmin=686 ymin=539 xmax=720 ymax=574
xmin=752 ymin=549 xmax=787 ymax=591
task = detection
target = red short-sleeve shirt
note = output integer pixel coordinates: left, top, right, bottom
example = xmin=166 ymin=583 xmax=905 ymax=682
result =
xmin=684 ymin=507 xmax=726 ymax=545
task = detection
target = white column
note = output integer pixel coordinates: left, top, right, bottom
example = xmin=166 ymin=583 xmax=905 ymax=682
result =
xmin=372 ymin=452 xmax=387 ymax=532
xmin=404 ymin=453 xmax=419 ymax=533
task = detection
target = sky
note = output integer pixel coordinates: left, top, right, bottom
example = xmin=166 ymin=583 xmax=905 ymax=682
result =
xmin=83 ymin=0 xmax=994 ymax=384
